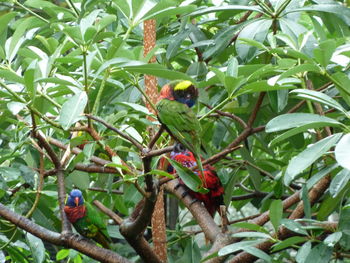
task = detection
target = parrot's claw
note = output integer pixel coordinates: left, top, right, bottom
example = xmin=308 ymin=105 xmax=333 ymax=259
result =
xmin=181 ymin=191 xmax=189 ymax=198
xmin=189 ymin=198 xmax=199 ymax=206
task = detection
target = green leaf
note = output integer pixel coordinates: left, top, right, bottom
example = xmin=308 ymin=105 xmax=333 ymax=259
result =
xmin=284 ymin=133 xmax=342 ymax=185
xmin=266 ymin=113 xmax=342 ymax=133
xmin=269 ymin=199 xmax=283 ymax=232
xmin=335 ymin=133 xmax=350 ymax=170
xmin=305 ymin=243 xmax=333 ymax=263
xmin=307 ymin=164 xmax=338 ymax=189
xmin=314 ymin=39 xmax=336 ymax=67
xmin=302 ymin=184 xmax=311 ymax=219
xmin=296 ymin=241 xmax=312 ymax=263
xmin=280 ymin=219 xmax=308 ymax=235
xmin=142 ymin=5 xmax=196 ymax=22
xmin=241 ymin=247 xmax=272 ymax=263
xmin=236 ymin=19 xmax=272 ymax=62
xmin=124 ymin=63 xmax=195 ymax=82
xmin=287 ymin=4 xmax=350 ymax=26
xmin=272 ymin=236 xmax=307 ymax=252
xmin=58 ymin=91 xmax=88 ymax=130
xmin=237 ymin=80 xmax=293 ymax=96
xmin=290 ymin=89 xmax=347 ymax=115
xmin=331 ymin=72 xmax=350 ymax=98
xmin=188 ymin=5 xmax=262 ymax=17
xmin=0 ymin=69 xmax=24 ymax=84
xmin=232 ymin=232 xmax=271 ymax=239
xmin=270 ymin=48 xmax=312 ymax=62
xmin=324 ymin=232 xmax=342 ymax=247
xmin=278 ymin=64 xmax=320 ymax=81
xmin=56 ymin=249 xmax=70 ymax=260
xmin=24 ymin=59 xmax=38 ymax=100
xmin=226 ymin=57 xmax=239 ymax=78
xmin=0 ymin=12 xmax=17 ymax=37
xmin=232 ymin=222 xmax=269 ymax=234
xmin=167 ymin=158 xmax=208 ymax=194
xmin=219 ymin=240 xmax=262 ymax=256
xmin=26 ymin=232 xmax=45 ymax=263
xmin=329 ymin=169 xmax=350 ymax=198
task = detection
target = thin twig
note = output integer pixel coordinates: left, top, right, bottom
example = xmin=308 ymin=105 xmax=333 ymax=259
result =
xmin=86 ymin=114 xmax=144 ymax=151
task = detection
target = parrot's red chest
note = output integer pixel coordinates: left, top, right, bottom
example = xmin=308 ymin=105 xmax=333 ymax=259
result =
xmin=64 ymin=205 xmax=87 ymax=223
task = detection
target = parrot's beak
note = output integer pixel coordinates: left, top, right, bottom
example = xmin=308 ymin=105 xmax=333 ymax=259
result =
xmin=74 ymin=197 xmax=80 ymax=207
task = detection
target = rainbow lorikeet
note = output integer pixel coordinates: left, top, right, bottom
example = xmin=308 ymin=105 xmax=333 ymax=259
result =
xmin=156 ymin=80 xmax=206 ymax=187
xmin=167 ymin=150 xmax=224 ymax=217
xmin=64 ymin=189 xmax=111 ymax=249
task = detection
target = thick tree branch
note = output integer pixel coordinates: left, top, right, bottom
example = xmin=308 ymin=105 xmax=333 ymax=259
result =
xmin=32 ymin=131 xmax=71 ymax=234
xmin=165 ymin=179 xmax=221 ymax=242
xmin=0 ymin=203 xmax=130 ymax=263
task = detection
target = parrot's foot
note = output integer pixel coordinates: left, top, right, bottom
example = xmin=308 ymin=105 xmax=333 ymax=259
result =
xmin=189 ymin=198 xmax=199 ymax=206
xmin=174 ymin=183 xmax=190 ymax=198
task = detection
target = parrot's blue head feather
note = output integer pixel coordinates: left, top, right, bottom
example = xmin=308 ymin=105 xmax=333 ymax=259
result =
xmin=66 ymin=189 xmax=84 ymax=207
xmin=172 ymin=81 xmax=198 ymax=108
xmin=176 ymin=97 xmax=196 ymax=108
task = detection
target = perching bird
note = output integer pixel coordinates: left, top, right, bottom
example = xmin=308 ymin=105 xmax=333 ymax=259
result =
xmin=156 ymin=80 xmax=206 ymax=187
xmin=167 ymin=149 xmax=224 ymax=217
xmin=64 ymin=189 xmax=111 ymax=249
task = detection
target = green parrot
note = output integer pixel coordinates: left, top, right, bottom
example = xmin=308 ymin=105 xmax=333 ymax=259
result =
xmin=156 ymin=80 xmax=206 ymax=187
xmin=64 ymin=189 xmax=111 ymax=249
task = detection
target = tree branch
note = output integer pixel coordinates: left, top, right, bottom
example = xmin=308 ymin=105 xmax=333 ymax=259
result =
xmin=85 ymin=114 xmax=144 ymax=151
xmin=0 ymin=203 xmax=131 ymax=263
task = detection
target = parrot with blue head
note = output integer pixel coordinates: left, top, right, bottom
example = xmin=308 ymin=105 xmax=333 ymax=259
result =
xmin=64 ymin=189 xmax=111 ymax=249
xmin=156 ymin=80 xmax=206 ymax=187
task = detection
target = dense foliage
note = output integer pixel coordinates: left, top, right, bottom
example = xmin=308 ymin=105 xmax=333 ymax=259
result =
xmin=1 ymin=0 xmax=350 ymax=262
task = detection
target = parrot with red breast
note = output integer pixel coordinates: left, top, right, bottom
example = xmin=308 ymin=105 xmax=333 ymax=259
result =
xmin=64 ymin=189 xmax=111 ymax=249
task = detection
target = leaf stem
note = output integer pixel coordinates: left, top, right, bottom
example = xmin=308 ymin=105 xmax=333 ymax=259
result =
xmin=14 ymin=0 xmax=49 ymax=23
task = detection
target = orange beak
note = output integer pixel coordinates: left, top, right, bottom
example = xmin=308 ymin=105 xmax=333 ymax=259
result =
xmin=74 ymin=197 xmax=80 ymax=207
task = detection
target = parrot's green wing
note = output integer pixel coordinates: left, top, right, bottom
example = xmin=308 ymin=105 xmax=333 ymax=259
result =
xmin=83 ymin=202 xmax=111 ymax=248
xmin=157 ymin=99 xmax=201 ymax=154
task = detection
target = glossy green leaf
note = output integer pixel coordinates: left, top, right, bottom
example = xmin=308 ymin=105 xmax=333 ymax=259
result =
xmin=296 ymin=241 xmax=312 ymax=263
xmin=314 ymin=39 xmax=336 ymax=67
xmin=232 ymin=232 xmax=272 ymax=239
xmin=167 ymin=158 xmax=207 ymax=194
xmin=287 ymin=4 xmax=350 ymax=26
xmin=304 ymin=243 xmax=332 ymax=263
xmin=278 ymin=64 xmax=320 ymax=81
xmin=271 ymin=236 xmax=307 ymax=252
xmin=266 ymin=113 xmax=342 ymax=133
xmin=58 ymin=91 xmax=88 ymax=130
xmin=302 ymin=184 xmax=311 ymax=219
xmin=329 ymin=168 xmax=350 ymax=198
xmin=188 ymin=5 xmax=262 ymax=17
xmin=324 ymin=232 xmax=342 ymax=247
xmin=219 ymin=240 xmax=262 ymax=256
xmin=335 ymin=134 xmax=350 ymax=170
xmin=26 ymin=232 xmax=45 ymax=263
xmin=284 ymin=133 xmax=342 ymax=185
xmin=269 ymin=199 xmax=283 ymax=232
xmin=280 ymin=219 xmax=308 ymax=235
xmin=242 ymin=247 xmax=272 ymax=263
xmin=142 ymin=5 xmax=196 ymax=22
xmin=290 ymin=89 xmax=347 ymax=115
xmin=124 ymin=63 xmax=194 ymax=82
xmin=236 ymin=19 xmax=272 ymax=61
